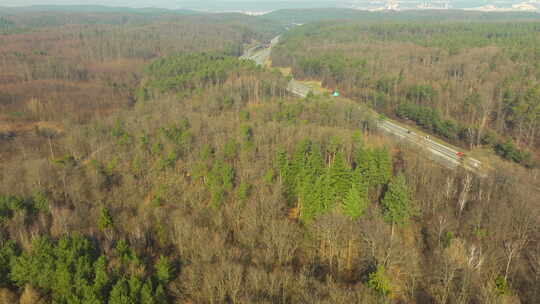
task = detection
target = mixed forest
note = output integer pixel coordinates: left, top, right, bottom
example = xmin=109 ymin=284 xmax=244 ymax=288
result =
xmin=0 ymin=6 xmax=539 ymax=304
xmin=271 ymin=20 xmax=540 ymax=167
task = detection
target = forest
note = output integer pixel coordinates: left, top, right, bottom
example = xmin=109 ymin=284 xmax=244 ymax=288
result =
xmin=271 ymin=21 xmax=540 ymax=167
xmin=0 ymin=6 xmax=539 ymax=304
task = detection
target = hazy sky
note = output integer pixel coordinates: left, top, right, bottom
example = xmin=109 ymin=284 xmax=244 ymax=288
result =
xmin=2 ymin=0 xmax=182 ymax=7
xmin=2 ymin=1 xmax=522 ymax=10
xmin=0 ymin=0 xmax=327 ymax=8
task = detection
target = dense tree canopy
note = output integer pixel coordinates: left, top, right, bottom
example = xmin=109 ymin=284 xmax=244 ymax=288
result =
xmin=272 ymin=21 xmax=540 ymax=166
xmin=0 ymin=8 xmax=539 ymax=304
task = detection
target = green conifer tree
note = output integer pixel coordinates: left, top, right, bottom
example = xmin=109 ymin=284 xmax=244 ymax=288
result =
xmin=296 ymin=144 xmax=324 ymax=205
xmin=355 ymin=146 xmax=377 ymax=187
xmin=140 ymin=279 xmax=155 ymax=304
xmin=223 ymin=138 xmax=238 ymax=161
xmin=155 ymin=255 xmax=173 ymax=284
xmin=0 ymin=240 xmax=17 ymax=286
xmin=279 ymin=140 xmax=311 ymax=204
xmin=342 ymin=182 xmax=369 ymax=220
xmin=98 ymin=207 xmax=114 ymax=232
xmin=207 ymin=160 xmax=235 ymax=208
xmin=367 ymin=265 xmax=391 ymax=296
xmin=109 ymin=278 xmax=132 ymax=304
xmin=275 ymin=149 xmax=293 ymax=200
xmin=240 ymin=124 xmax=254 ymax=149
xmin=300 ymin=172 xmax=334 ymax=222
xmin=291 ymin=139 xmax=312 ymax=181
xmin=381 ymin=173 xmax=413 ymax=226
xmin=154 ymin=283 xmax=168 ymax=304
xmin=306 ymin=144 xmax=324 ymax=177
xmin=93 ymin=255 xmax=110 ymax=300
xmin=54 ymin=263 xmax=73 ymax=302
xmin=235 ymin=181 xmax=251 ymax=201
xmin=327 ymin=151 xmax=352 ymax=203
xmin=275 ymin=149 xmax=290 ymax=180
xmin=297 ymin=174 xmax=317 ymax=221
xmin=128 ymin=276 xmax=143 ymax=300
xmin=373 ymin=147 xmax=392 ymax=186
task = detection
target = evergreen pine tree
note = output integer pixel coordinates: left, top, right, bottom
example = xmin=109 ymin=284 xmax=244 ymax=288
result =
xmin=223 ymin=138 xmax=238 ymax=161
xmin=318 ymin=172 xmax=335 ymax=212
xmin=154 ymin=283 xmax=168 ymax=304
xmin=93 ymin=255 xmax=110 ymax=300
xmin=98 ymin=206 xmax=114 ymax=232
xmin=220 ymin=162 xmax=234 ymax=191
xmin=275 ymin=149 xmax=289 ymax=181
xmin=300 ymin=173 xmax=329 ymax=222
xmin=128 ymin=276 xmax=143 ymax=300
xmin=108 ymin=278 xmax=132 ymax=304
xmin=0 ymin=240 xmax=17 ymax=287
xmin=235 ymin=181 xmax=251 ymax=201
xmin=53 ymin=263 xmax=73 ymax=302
xmin=276 ymin=149 xmax=294 ymax=203
xmin=207 ymin=160 xmax=235 ymax=208
xmin=351 ymin=130 xmax=363 ymax=150
xmin=381 ymin=173 xmax=413 ymax=226
xmin=82 ymin=285 xmax=101 ymax=304
xmin=327 ymin=151 xmax=352 ymax=203
xmin=140 ymin=279 xmax=155 ymax=304
xmin=306 ymin=144 xmax=324 ymax=177
xmin=155 ymin=255 xmax=173 ymax=284
xmin=342 ymin=182 xmax=369 ymax=220
xmin=296 ymin=175 xmax=314 ymax=219
xmin=355 ymin=146 xmax=377 ymax=187
xmin=373 ymin=147 xmax=392 ymax=186
xmin=367 ymin=265 xmax=391 ymax=296
xmin=290 ymin=139 xmax=312 ymax=185
xmin=296 ymin=144 xmax=324 ymax=206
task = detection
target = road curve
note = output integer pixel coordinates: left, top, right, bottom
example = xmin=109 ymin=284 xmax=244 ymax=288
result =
xmin=241 ymin=37 xmax=313 ymax=98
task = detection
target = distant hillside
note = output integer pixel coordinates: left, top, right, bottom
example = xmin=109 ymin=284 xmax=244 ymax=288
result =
xmin=0 ymin=5 xmax=201 ymax=15
xmin=261 ymin=8 xmax=367 ymax=23
xmin=1 ymin=0 xmax=538 ymax=12
xmin=177 ymin=0 xmax=338 ymax=11
xmin=262 ymin=8 xmax=540 ymax=24
xmin=0 ymin=16 xmax=15 ymax=34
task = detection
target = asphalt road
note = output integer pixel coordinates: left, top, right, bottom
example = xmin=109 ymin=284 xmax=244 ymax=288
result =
xmin=287 ymin=80 xmax=313 ymax=97
xmin=378 ymin=119 xmax=482 ymax=172
xmin=241 ymin=36 xmax=483 ymax=173
xmin=241 ymin=36 xmax=314 ymax=98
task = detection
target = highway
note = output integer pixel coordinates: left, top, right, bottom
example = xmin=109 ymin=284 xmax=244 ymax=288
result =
xmin=378 ymin=120 xmax=482 ymax=172
xmin=240 ymin=47 xmax=271 ymax=66
xmin=241 ymin=36 xmax=314 ymax=98
xmin=241 ymin=36 xmax=483 ymax=173
xmin=287 ymin=80 xmax=313 ymax=97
